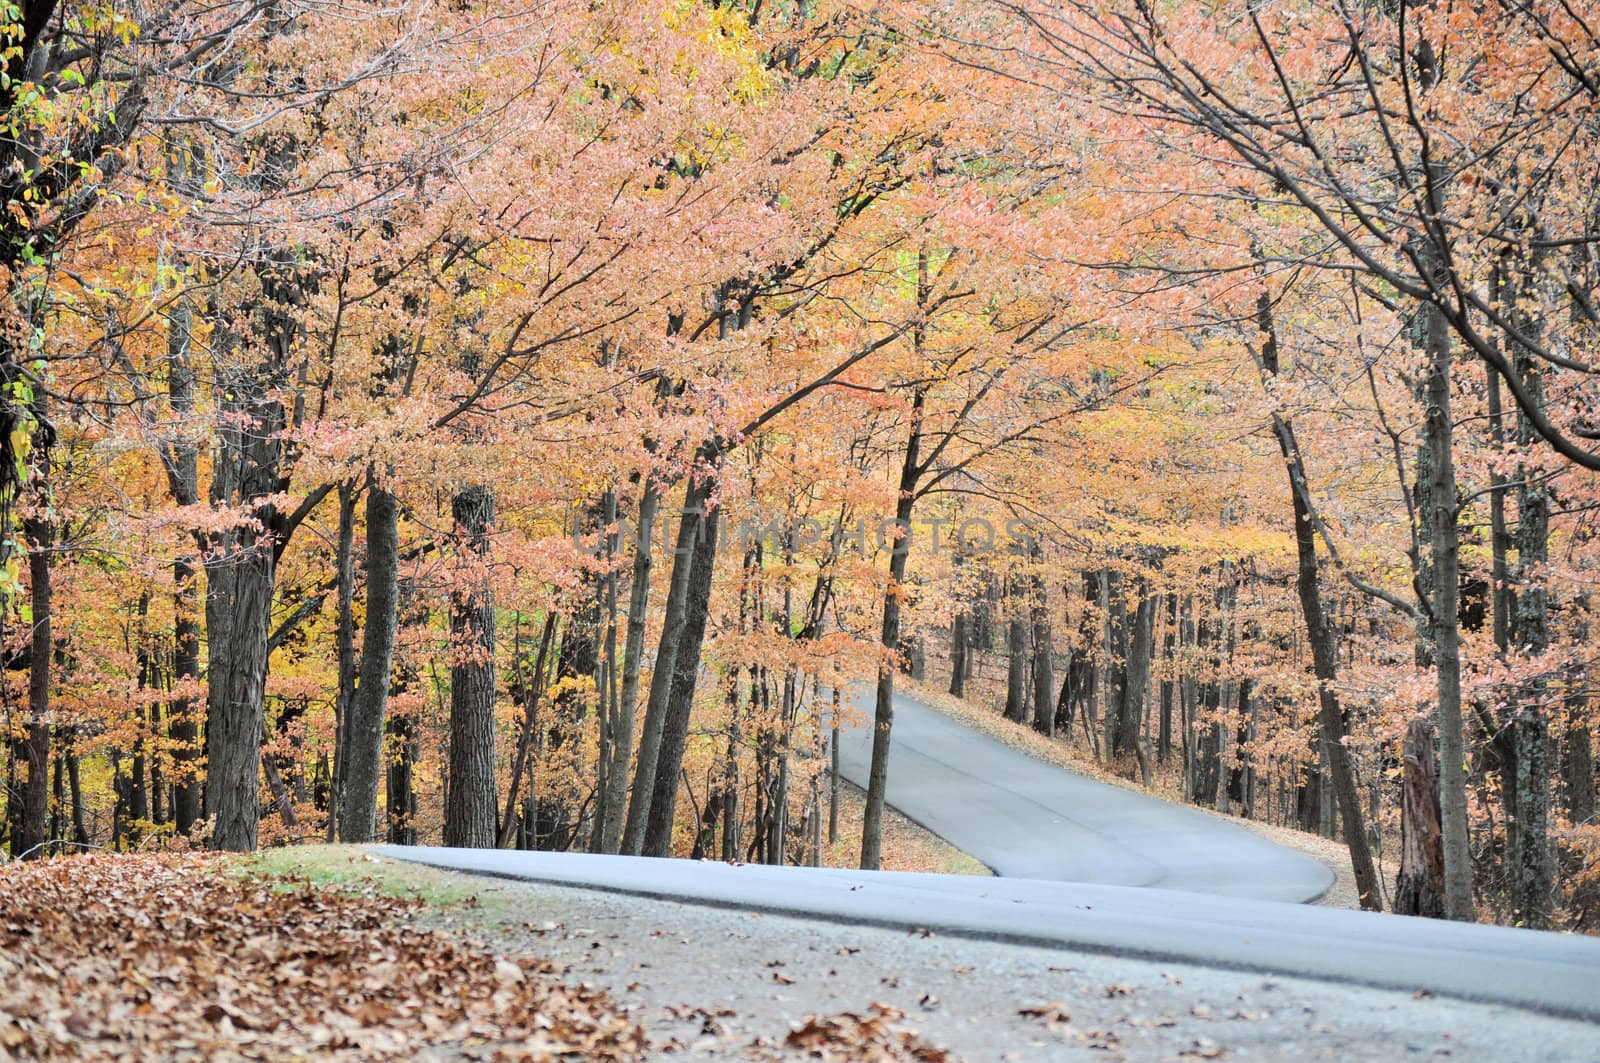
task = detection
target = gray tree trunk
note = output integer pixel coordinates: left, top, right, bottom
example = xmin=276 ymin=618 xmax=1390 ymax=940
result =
xmin=385 ymin=579 xmax=422 ymax=844
xmin=1180 ymin=596 xmax=1197 ymax=799
xmin=1563 ymin=706 xmax=1595 ymax=827
xmin=444 ymin=483 xmax=497 ymax=848
xmin=340 ymin=481 xmax=400 ymax=843
xmin=860 ymin=383 xmax=924 ymax=871
xmin=599 ymin=479 xmax=654 ymax=854
xmin=1421 ymin=284 xmax=1474 ymax=921
xmin=949 ymin=611 xmax=967 ymax=699
xmin=829 ymin=683 xmax=841 ymax=844
xmin=1119 ymin=587 xmax=1156 ymax=765
xmin=204 ymin=367 xmax=285 ymax=853
xmin=19 ymin=475 xmax=51 ymax=858
xmin=1005 ymin=603 xmax=1029 ymax=724
xmin=622 ymin=474 xmax=704 ymax=854
xmin=162 ymin=298 xmax=204 ymax=834
xmin=1158 ymin=592 xmax=1177 ymax=763
xmin=1563 ymin=607 xmax=1595 ymax=826
xmin=497 ymin=614 xmax=558 ymax=849
xmin=325 ymin=480 xmax=358 ymax=841
xmin=1507 ymin=356 xmax=1555 ymax=928
xmin=1031 ymin=575 xmax=1055 ymax=737
xmin=1254 ymin=286 xmax=1384 ymax=910
xmin=641 ymin=480 xmax=723 ymax=857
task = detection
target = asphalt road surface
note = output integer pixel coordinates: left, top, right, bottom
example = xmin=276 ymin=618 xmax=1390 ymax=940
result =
xmin=376 ymin=686 xmax=1600 ymax=1022
xmin=380 ymin=847 xmax=1600 ymax=1021
xmin=832 ymin=685 xmax=1333 ymax=902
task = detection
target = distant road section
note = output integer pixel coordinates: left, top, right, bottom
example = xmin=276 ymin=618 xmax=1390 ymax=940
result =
xmin=832 ymin=686 xmax=1335 ymax=903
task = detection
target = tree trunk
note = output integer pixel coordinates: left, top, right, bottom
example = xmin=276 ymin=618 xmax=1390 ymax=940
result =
xmin=622 ymin=474 xmax=704 ymax=854
xmin=1506 ymin=356 xmax=1555 ymax=928
xmin=19 ymin=495 xmax=51 ymax=858
xmin=1256 ymin=286 xmax=1384 ymax=911
xmin=590 ymin=489 xmax=622 ymax=853
xmin=1119 ymin=586 xmax=1156 ymax=770
xmin=1486 ymin=364 xmax=1513 ymax=661
xmin=1214 ymin=689 xmax=1234 ymax=816
xmin=165 ymin=297 xmax=204 ymax=834
xmin=386 ymin=708 xmax=418 ymax=845
xmin=340 ymin=481 xmax=400 ymax=843
xmin=1177 ymin=595 xmax=1196 ymax=791
xmin=949 ymin=611 xmax=967 ymax=698
xmin=642 ymin=474 xmax=723 ymax=858
xmin=860 ymin=375 xmax=925 ymax=871
xmin=444 ymin=483 xmax=497 ymax=849
xmin=1396 ymin=717 xmax=1446 ymax=917
xmin=49 ymin=751 xmax=64 ymax=848
xmin=1158 ymin=593 xmax=1176 ymax=763
xmin=1564 ymin=713 xmax=1595 ymax=826
xmin=1224 ymin=678 xmax=1254 ymax=812
xmin=261 ymin=725 xmax=300 ymax=831
xmin=497 ymin=614 xmax=557 ymax=849
xmin=148 ymin=699 xmax=166 ymax=826
xmin=770 ymin=676 xmax=795 ymax=866
xmin=829 ymin=681 xmax=841 ymax=844
xmin=535 ymin=506 xmax=599 ymax=851
xmin=1189 ymin=589 xmax=1220 ymax=804
xmin=1005 ymin=605 xmax=1029 ymax=724
xmin=1104 ymin=570 xmax=1127 ymax=757
xmin=1030 ymin=574 xmax=1055 ymax=737
xmin=599 ymin=477 xmax=658 ymax=853
xmin=65 ymin=747 xmax=87 ymax=844
xmin=204 ymin=375 xmax=284 ymax=853
xmin=325 ymin=480 xmax=359 ymax=842
xmin=1564 ymin=614 xmax=1595 ymax=825
xmin=1421 ymin=279 xmax=1474 ymax=921
xmin=131 ymin=619 xmax=151 ymax=832
xmin=385 ymin=581 xmax=423 ymax=845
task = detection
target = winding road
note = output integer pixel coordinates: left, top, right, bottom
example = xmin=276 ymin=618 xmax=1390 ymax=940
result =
xmin=831 ymin=686 xmax=1333 ymax=901
xmin=381 ymin=685 xmax=1600 ymax=1022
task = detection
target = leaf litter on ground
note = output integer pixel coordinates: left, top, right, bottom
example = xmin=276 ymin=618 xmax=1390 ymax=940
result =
xmin=775 ymin=1003 xmax=954 ymax=1062
xmin=0 ymin=852 xmax=645 ymax=1061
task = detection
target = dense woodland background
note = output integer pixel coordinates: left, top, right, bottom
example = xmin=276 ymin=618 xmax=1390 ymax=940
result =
xmin=1 ymin=0 xmax=1598 ymax=932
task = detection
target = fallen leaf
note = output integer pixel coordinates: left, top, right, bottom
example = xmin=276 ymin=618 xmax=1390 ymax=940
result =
xmin=1018 ymin=1002 xmax=1072 ymax=1025
xmin=781 ymin=1003 xmax=953 ymax=1061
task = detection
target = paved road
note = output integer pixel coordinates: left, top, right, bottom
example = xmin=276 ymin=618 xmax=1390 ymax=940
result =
xmin=832 ymin=686 xmax=1333 ymax=902
xmin=378 ymin=689 xmax=1600 ymax=1022
xmin=378 ymin=847 xmax=1600 ymax=1021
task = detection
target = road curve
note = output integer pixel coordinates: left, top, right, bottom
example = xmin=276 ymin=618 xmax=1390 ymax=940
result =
xmin=376 ymin=847 xmax=1600 ymax=1022
xmin=832 ymin=686 xmax=1334 ymax=903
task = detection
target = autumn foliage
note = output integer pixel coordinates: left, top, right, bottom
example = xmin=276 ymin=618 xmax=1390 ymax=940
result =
xmin=0 ymin=0 xmax=1595 ymax=934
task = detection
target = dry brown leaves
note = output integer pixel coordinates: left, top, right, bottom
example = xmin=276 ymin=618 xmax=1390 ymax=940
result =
xmin=779 ymin=1004 xmax=953 ymax=1062
xmin=0 ymin=853 xmax=645 ymax=1061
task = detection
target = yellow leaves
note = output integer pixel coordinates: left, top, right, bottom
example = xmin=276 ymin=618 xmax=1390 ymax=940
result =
xmin=74 ymin=4 xmax=141 ymax=46
xmin=661 ymin=0 xmax=774 ymax=103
